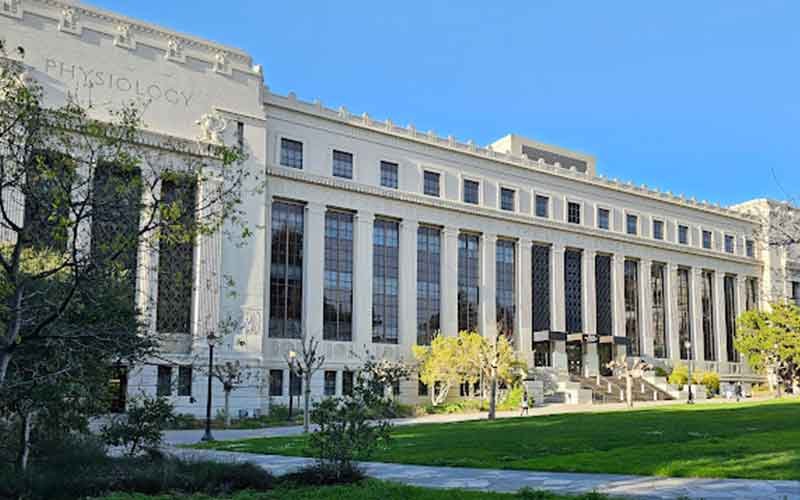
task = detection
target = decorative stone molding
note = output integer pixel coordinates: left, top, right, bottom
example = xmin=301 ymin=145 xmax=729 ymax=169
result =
xmin=164 ymin=38 xmax=186 ymax=63
xmin=213 ymin=51 xmax=232 ymax=76
xmin=195 ymin=112 xmax=227 ymax=145
xmin=1 ymin=0 xmax=22 ymax=19
xmin=113 ymin=23 xmax=135 ymax=50
xmin=58 ymin=6 xmax=81 ymax=35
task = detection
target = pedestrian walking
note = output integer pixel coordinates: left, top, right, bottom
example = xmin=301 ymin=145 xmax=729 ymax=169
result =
xmin=735 ymin=381 xmax=743 ymax=402
xmin=520 ymin=389 xmax=529 ymax=416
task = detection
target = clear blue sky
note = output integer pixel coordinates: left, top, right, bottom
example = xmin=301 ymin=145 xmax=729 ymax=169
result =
xmin=90 ymin=1 xmax=799 ymax=206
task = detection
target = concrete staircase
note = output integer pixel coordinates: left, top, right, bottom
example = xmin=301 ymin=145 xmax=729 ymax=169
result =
xmin=572 ymin=375 xmax=674 ymax=404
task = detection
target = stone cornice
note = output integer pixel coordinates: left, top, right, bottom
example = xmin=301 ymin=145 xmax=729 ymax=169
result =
xmin=265 ymin=91 xmax=758 ymax=224
xmin=267 ymin=165 xmax=762 ymax=268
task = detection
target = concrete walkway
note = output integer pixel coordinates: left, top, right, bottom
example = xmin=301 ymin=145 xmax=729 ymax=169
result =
xmin=170 ymin=448 xmax=800 ymax=500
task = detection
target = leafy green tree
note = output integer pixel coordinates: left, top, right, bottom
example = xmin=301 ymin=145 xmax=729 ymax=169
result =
xmin=100 ymin=394 xmax=175 ymax=457
xmin=737 ymin=303 xmax=800 ymax=395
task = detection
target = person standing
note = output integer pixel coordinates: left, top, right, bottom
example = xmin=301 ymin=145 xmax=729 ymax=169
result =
xmin=520 ymin=389 xmax=529 ymax=416
xmin=735 ymin=381 xmax=743 ymax=402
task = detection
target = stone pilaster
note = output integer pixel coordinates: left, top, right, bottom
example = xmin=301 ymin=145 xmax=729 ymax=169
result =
xmin=714 ymin=271 xmax=728 ymax=365
xmin=640 ymin=259 xmax=653 ymax=358
xmin=517 ymin=238 xmax=533 ymax=357
xmin=302 ymin=202 xmax=325 ymax=340
xmin=666 ymin=263 xmax=680 ymax=362
xmin=399 ymin=219 xmax=418 ymax=350
xmin=612 ymin=253 xmax=626 ymax=339
xmin=552 ymin=243 xmax=566 ymax=333
xmin=354 ymin=211 xmax=374 ymax=347
xmin=584 ymin=249 xmax=597 ymax=335
xmin=481 ymin=233 xmax=497 ymax=338
xmin=691 ymin=268 xmax=705 ymax=362
xmin=441 ymin=227 xmax=459 ymax=336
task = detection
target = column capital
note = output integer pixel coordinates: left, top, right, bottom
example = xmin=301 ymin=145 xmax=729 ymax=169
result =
xmin=483 ymin=232 xmax=498 ymax=244
xmin=552 ymin=242 xmax=566 ymax=253
xmin=668 ymin=262 xmax=680 ymax=272
xmin=305 ymin=201 xmax=326 ymax=215
xmin=519 ymin=236 xmax=533 ymax=247
xmin=443 ymin=226 xmax=459 ymax=238
xmin=400 ymin=218 xmax=419 ymax=231
xmin=355 ymin=210 xmax=374 ymax=224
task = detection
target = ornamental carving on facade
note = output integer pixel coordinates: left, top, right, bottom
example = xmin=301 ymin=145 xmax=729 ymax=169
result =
xmin=195 ymin=112 xmax=228 ymax=145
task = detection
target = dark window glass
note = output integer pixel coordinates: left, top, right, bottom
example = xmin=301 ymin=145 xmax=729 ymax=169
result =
xmin=746 ymin=277 xmax=758 ymax=311
xmin=289 ymin=371 xmax=302 ymax=396
xmin=178 ymin=366 xmax=192 ymax=397
xmin=342 ymin=371 xmax=354 ymax=396
xmin=702 ymin=270 xmax=716 ymax=361
xmin=724 ymin=276 xmax=739 ymax=362
xmin=392 ymin=380 xmax=401 ymax=397
xmin=597 ymin=208 xmax=610 ymax=230
xmin=417 ymin=226 xmax=441 ymax=345
xmin=651 ymin=263 xmax=668 ymax=359
xmin=269 ymin=370 xmax=283 ymax=396
xmin=418 ymin=378 xmax=428 ymax=396
xmin=677 ymin=268 xmax=692 ymax=360
xmin=423 ymin=171 xmax=440 ymax=197
xmin=496 ymin=240 xmax=515 ymax=339
xmin=624 ymin=260 xmax=640 ymax=355
xmin=236 ymin=121 xmax=245 ymax=153
xmin=157 ymin=366 xmax=172 ymax=397
xmin=373 ymin=219 xmax=399 ymax=344
xmin=324 ymin=211 xmax=353 ymax=341
xmin=703 ymin=230 xmax=713 ymax=249
xmin=565 ymin=249 xmax=583 ymax=333
xmin=380 ymin=161 xmax=399 ymax=189
xmin=269 ymin=201 xmax=304 ymax=339
xmin=595 ymin=255 xmax=613 ymax=336
xmin=725 ymin=235 xmax=735 ymax=254
xmin=653 ymin=220 xmax=664 ymax=240
xmin=280 ymin=138 xmax=303 ymax=169
xmin=533 ymin=341 xmax=552 ymax=367
xmin=535 ymin=195 xmax=549 ymax=218
xmin=746 ymin=240 xmax=755 ymax=258
xmin=679 ymin=225 xmax=689 ymax=245
xmin=626 ymin=214 xmax=638 ymax=235
xmin=157 ymin=175 xmax=196 ymax=334
xmin=532 ymin=245 xmax=551 ymax=332
xmin=793 ymin=282 xmax=800 ymax=306
xmin=500 ymin=188 xmax=515 ymax=211
xmin=458 ymin=233 xmax=480 ymax=332
xmin=463 ymin=179 xmax=479 ymax=204
xmin=567 ymin=202 xmax=581 ymax=224
xmin=24 ymin=152 xmax=76 ymax=252
xmin=332 ymin=150 xmax=353 ymax=179
xmin=324 ymin=371 xmax=337 ymax=396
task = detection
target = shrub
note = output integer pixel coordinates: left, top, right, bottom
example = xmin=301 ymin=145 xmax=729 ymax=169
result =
xmin=497 ymin=385 xmax=524 ymax=411
xmin=101 ymin=394 xmax=175 ymax=456
xmin=654 ymin=366 xmax=671 ymax=378
xmin=667 ymin=363 xmax=689 ymax=388
xmin=283 ymin=463 xmax=365 ymax=486
xmin=698 ymin=371 xmax=720 ymax=396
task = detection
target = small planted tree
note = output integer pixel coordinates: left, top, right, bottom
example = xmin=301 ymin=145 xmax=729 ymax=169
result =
xmin=607 ymin=358 xmax=652 ymax=407
xmin=100 ymin=394 xmax=175 ymax=456
xmin=286 ymin=332 xmax=325 ymax=433
xmin=737 ymin=303 xmax=800 ymax=396
xmin=413 ymin=332 xmax=474 ymax=406
xmin=479 ymin=333 xmax=520 ymax=420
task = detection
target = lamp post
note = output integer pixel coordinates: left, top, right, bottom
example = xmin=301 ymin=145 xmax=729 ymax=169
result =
xmin=684 ymin=340 xmax=694 ymax=405
xmin=287 ymin=350 xmax=296 ymax=421
xmin=201 ymin=332 xmax=219 ymax=441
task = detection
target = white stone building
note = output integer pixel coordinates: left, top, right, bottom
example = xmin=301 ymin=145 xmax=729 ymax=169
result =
xmin=2 ymin=1 xmax=797 ymax=417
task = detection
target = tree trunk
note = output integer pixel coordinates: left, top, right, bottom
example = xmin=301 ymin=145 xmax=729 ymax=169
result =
xmin=17 ymin=411 xmax=33 ymax=471
xmin=224 ymin=390 xmax=232 ymax=427
xmin=0 ymin=349 xmax=10 ymax=388
xmin=303 ymin=373 xmax=311 ymax=433
xmin=626 ymin=373 xmax=633 ymax=408
xmin=488 ymin=366 xmax=498 ymax=420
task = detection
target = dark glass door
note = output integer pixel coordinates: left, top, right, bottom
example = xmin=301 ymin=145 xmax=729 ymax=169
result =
xmin=598 ymin=343 xmax=613 ymax=376
xmin=567 ymin=341 xmax=583 ymax=376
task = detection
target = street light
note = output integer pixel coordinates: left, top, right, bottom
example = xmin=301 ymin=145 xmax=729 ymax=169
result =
xmin=287 ymin=350 xmax=297 ymax=421
xmin=201 ymin=331 xmax=220 ymax=442
xmin=684 ymin=340 xmax=694 ymax=405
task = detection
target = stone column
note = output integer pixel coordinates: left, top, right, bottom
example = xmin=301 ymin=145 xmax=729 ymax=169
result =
xmin=481 ymin=233 xmax=497 ymax=338
xmin=612 ymin=254 xmax=626 ymax=339
xmin=302 ymin=202 xmax=326 ymax=339
xmin=399 ymin=219 xmax=418 ymax=351
xmin=584 ymin=249 xmax=597 ymax=335
xmin=667 ymin=263 xmax=681 ymax=362
xmin=441 ymin=227 xmax=459 ymax=336
xmin=691 ymin=268 xmax=705 ymax=363
xmin=517 ymin=238 xmax=533 ymax=358
xmin=353 ymin=211 xmax=374 ymax=347
xmin=734 ymin=275 xmax=746 ymax=363
xmin=551 ymin=243 xmax=566 ymax=333
xmin=714 ymin=271 xmax=728 ymax=365
xmin=640 ymin=259 xmax=653 ymax=358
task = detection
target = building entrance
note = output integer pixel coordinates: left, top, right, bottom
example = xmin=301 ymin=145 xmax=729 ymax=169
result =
xmin=598 ymin=343 xmax=613 ymax=376
xmin=567 ymin=341 xmax=583 ymax=376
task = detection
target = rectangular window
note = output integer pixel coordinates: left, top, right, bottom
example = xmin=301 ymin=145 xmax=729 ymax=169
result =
xmin=156 ymin=175 xmax=197 ymax=335
xmin=269 ymin=201 xmax=304 ymax=339
xmin=793 ymin=282 xmax=800 ymax=306
xmin=417 ymin=226 xmax=441 ymax=345
xmin=725 ymin=235 xmax=735 ymax=254
xmin=423 ymin=171 xmax=440 ymax=197
xmin=269 ymin=369 xmax=283 ymax=396
xmin=653 ymin=220 xmax=664 ymax=241
xmin=535 ymin=195 xmax=549 ymax=218
xmin=380 ymin=161 xmax=398 ymax=189
xmin=746 ymin=277 xmax=759 ymax=311
xmin=678 ymin=225 xmax=689 ymax=245
xmin=289 ymin=371 xmax=302 ymax=396
xmin=724 ymin=276 xmax=739 ymax=362
xmin=324 ymin=211 xmax=354 ymax=341
xmin=565 ymin=249 xmax=583 ymax=333
xmin=324 ymin=371 xmax=337 ymax=396
xmin=418 ymin=378 xmax=428 ymax=397
xmin=567 ymin=202 xmax=581 ymax=224
xmin=342 ymin=371 xmax=354 ymax=396
xmin=463 ymin=179 xmax=480 ymax=204
xmin=595 ymin=254 xmax=613 ymax=336
xmin=392 ymin=380 xmax=401 ymax=397
xmin=624 ymin=260 xmax=640 ymax=356
xmin=500 ymin=188 xmax=515 ymax=211
xmin=532 ymin=245 xmax=551 ymax=332
xmin=702 ymin=270 xmax=716 ymax=361
xmin=280 ymin=138 xmax=303 ymax=169
xmin=746 ymin=239 xmax=755 ymax=258
xmin=533 ymin=341 xmax=552 ymax=367
xmin=178 ymin=366 xmax=192 ymax=397
xmin=496 ymin=240 xmax=516 ymax=338
xmin=458 ymin=233 xmax=481 ymax=332
xmin=703 ymin=230 xmax=713 ymax=249
xmin=373 ymin=219 xmax=400 ymax=344
xmin=626 ymin=214 xmax=638 ymax=236
xmin=651 ymin=263 xmax=668 ymax=359
xmin=157 ymin=366 xmax=172 ymax=397
xmin=677 ymin=268 xmax=692 ymax=360
xmin=24 ymin=152 xmax=76 ymax=252
xmin=332 ymin=150 xmax=353 ymax=179
xmin=597 ymin=208 xmax=610 ymax=230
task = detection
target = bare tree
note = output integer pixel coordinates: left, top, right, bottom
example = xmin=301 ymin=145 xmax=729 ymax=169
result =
xmin=607 ymin=358 xmax=651 ymax=408
xmin=285 ymin=332 xmax=325 ymax=433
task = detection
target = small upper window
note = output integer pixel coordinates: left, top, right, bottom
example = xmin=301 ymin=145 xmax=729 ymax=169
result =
xmin=725 ymin=234 xmax=735 ymax=254
xmin=500 ymin=188 xmax=515 ymax=212
xmin=423 ymin=171 xmax=440 ymax=197
xmin=380 ymin=161 xmax=398 ymax=189
xmin=157 ymin=365 xmax=172 ymax=397
xmin=746 ymin=239 xmax=755 ymax=258
xmin=567 ymin=201 xmax=581 ymax=224
xmin=178 ymin=366 xmax=192 ymax=397
xmin=678 ymin=225 xmax=689 ymax=245
xmin=280 ymin=138 xmax=303 ymax=169
xmin=332 ymin=150 xmax=353 ymax=179
xmin=463 ymin=179 xmax=480 ymax=205
xmin=653 ymin=220 xmax=664 ymax=240
xmin=535 ymin=195 xmax=549 ymax=218
xmin=597 ymin=208 xmax=610 ymax=230
xmin=703 ymin=230 xmax=713 ymax=249
xmin=324 ymin=370 xmax=337 ymax=396
xmin=626 ymin=214 xmax=638 ymax=235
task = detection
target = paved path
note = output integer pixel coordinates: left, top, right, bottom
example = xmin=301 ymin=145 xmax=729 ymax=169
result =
xmin=170 ymin=448 xmax=800 ymax=500
xmin=164 ymin=397 xmax=768 ymax=445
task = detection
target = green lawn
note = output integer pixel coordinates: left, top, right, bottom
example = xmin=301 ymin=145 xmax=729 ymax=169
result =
xmin=100 ymin=480 xmax=614 ymax=499
xmin=194 ymin=399 xmax=800 ymax=480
